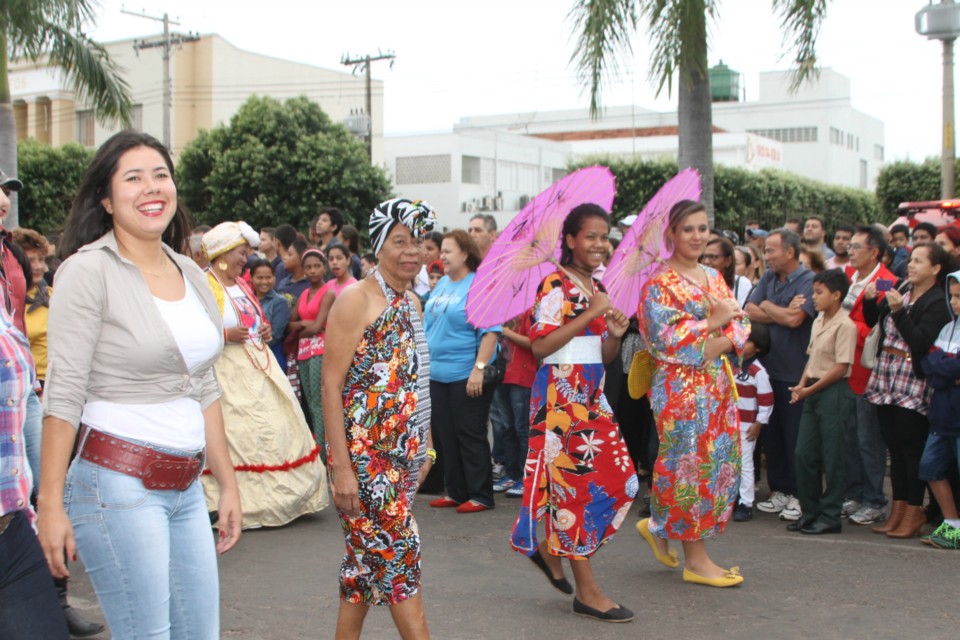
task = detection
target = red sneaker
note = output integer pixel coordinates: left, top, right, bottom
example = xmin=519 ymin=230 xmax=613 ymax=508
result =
xmin=429 ymin=497 xmax=460 ymax=508
xmin=455 ymin=500 xmax=492 ymax=514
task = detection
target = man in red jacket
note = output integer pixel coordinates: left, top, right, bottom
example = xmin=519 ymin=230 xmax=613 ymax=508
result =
xmin=842 ymin=225 xmax=896 ymax=526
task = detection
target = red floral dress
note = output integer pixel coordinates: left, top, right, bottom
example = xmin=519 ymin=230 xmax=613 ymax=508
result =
xmin=510 ymin=271 xmax=637 ymax=559
xmin=638 ymin=266 xmax=750 ymax=541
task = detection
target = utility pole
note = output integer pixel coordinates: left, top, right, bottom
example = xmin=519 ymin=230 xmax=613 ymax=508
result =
xmin=122 ymin=9 xmax=199 ymax=149
xmin=341 ymin=51 xmax=395 ymax=161
xmin=917 ymin=1 xmax=960 ymax=199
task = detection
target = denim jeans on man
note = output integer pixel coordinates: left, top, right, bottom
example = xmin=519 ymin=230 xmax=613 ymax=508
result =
xmin=489 ymin=383 xmax=532 ymax=482
xmin=66 ymin=451 xmax=219 ymax=640
xmin=844 ymin=394 xmax=888 ymax=509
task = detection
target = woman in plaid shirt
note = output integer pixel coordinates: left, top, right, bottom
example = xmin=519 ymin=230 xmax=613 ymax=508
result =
xmin=863 ymin=242 xmax=953 ymax=539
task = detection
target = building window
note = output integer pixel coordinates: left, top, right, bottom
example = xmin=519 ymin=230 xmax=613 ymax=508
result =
xmin=860 ymin=159 xmax=868 ymax=189
xmin=395 ymin=155 xmax=451 ymax=184
xmin=875 ymin=145 xmax=885 ymax=161
xmin=497 ymin=161 xmax=517 ymax=191
xmin=481 ymin=158 xmax=495 ymax=189
xmin=76 ymin=110 xmax=95 ymax=147
xmin=747 ymin=127 xmax=817 ymax=143
xmin=829 ymin=127 xmax=842 ymax=145
xmin=462 ymin=155 xmax=481 ymax=184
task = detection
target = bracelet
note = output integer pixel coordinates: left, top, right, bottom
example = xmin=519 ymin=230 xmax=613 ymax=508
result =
xmin=426 ymin=448 xmax=437 ymax=462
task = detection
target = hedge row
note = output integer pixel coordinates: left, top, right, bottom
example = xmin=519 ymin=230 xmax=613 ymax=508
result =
xmin=569 ymin=156 xmax=878 ymax=238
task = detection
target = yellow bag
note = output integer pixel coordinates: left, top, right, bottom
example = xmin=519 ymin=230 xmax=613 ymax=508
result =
xmin=627 ymin=350 xmax=656 ymax=399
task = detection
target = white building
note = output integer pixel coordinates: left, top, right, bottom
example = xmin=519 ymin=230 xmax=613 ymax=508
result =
xmin=384 ymin=129 xmax=571 ymax=231
xmin=456 ymin=68 xmax=883 ymax=191
xmin=10 ymin=34 xmax=382 ymax=162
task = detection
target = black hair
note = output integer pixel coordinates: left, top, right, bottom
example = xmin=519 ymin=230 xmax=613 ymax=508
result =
xmin=60 ymin=130 xmax=191 ymax=259
xmin=747 ymin=321 xmax=771 ymax=355
xmin=913 ymin=222 xmax=938 ymax=240
xmin=706 ymin=237 xmax=736 ymax=290
xmin=340 ymin=225 xmax=360 ymax=255
xmin=834 ymin=223 xmax=856 ymax=236
xmin=813 ymin=268 xmax=850 ymax=299
xmin=291 ymin=237 xmax=309 ymax=259
xmin=361 ymin=252 xmax=378 ymax=265
xmin=274 ymin=224 xmax=297 ymax=250
xmin=260 ymin=226 xmax=276 ymax=238
xmin=318 ymin=206 xmax=345 ymax=236
xmin=854 ymin=224 xmax=888 ymax=261
xmin=248 ymin=258 xmax=275 ymax=275
xmin=470 ymin=213 xmax=498 ymax=233
xmin=805 ymin=215 xmax=825 ymax=229
xmin=425 ymin=231 xmax=444 ymax=247
xmin=325 ymin=243 xmax=350 ymax=260
xmin=559 ymin=203 xmax=611 ymax=266
xmin=890 ymin=224 xmax=910 ymax=238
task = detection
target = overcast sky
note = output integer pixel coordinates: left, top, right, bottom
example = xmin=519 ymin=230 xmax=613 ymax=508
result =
xmin=90 ymin=0 xmax=949 ymax=162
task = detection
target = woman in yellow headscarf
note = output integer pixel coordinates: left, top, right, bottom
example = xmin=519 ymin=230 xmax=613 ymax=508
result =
xmin=201 ymin=221 xmax=327 ymax=528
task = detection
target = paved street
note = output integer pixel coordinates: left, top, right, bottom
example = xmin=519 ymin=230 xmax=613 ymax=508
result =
xmin=66 ymin=487 xmax=958 ymax=640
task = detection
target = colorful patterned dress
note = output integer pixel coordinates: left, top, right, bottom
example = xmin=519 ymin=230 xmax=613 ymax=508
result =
xmin=510 ymin=271 xmax=638 ymax=559
xmin=639 ymin=265 xmax=750 ymax=541
xmin=338 ymin=270 xmax=423 ymax=606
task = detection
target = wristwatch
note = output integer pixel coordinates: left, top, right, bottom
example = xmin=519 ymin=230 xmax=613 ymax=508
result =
xmin=474 ymin=361 xmax=486 ymax=371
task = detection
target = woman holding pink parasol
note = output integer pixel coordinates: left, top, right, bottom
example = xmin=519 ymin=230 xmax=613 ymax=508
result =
xmin=509 ymin=204 xmax=637 ymax=623
xmin=636 ymin=199 xmax=750 ymax=588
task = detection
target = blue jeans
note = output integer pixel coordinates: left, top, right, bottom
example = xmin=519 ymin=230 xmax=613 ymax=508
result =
xmin=66 ymin=452 xmax=219 ymax=640
xmin=919 ymin=433 xmax=960 ymax=481
xmin=489 ymin=384 xmax=531 ymax=481
xmin=0 ymin=510 xmax=69 ymax=639
xmin=843 ymin=394 xmax=888 ymax=508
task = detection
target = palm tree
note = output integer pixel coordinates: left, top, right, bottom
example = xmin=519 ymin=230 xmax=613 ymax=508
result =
xmin=1 ymin=0 xmax=133 ymax=227
xmin=571 ymin=0 xmax=827 ymax=220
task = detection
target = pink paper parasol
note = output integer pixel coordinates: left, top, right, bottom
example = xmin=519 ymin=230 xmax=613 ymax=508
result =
xmin=466 ymin=166 xmax=616 ymax=329
xmin=601 ymin=168 xmax=701 ymax=318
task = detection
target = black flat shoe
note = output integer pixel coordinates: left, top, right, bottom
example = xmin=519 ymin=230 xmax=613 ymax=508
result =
xmin=785 ymin=521 xmax=803 ymax=532
xmin=530 ymin=549 xmax=573 ymax=595
xmin=800 ymin=521 xmax=842 ymax=535
xmin=573 ymin=598 xmax=634 ymax=623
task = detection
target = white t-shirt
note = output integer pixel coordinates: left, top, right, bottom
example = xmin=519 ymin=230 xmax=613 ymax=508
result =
xmin=81 ymin=281 xmax=221 ymax=450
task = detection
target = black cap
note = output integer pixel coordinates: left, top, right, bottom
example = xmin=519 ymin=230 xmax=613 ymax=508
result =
xmin=0 ymin=168 xmax=23 ymax=192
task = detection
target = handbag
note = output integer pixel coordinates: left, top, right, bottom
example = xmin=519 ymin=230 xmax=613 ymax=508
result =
xmin=861 ymin=324 xmax=881 ymax=369
xmin=478 ymin=331 xmax=507 ymax=386
xmin=627 ymin=349 xmax=656 ymax=399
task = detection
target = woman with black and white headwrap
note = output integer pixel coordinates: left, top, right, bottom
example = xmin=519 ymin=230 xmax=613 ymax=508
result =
xmin=322 ymin=198 xmax=436 ymax=637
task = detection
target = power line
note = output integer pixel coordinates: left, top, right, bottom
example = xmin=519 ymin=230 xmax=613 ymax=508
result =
xmin=341 ymin=51 xmax=395 ymax=160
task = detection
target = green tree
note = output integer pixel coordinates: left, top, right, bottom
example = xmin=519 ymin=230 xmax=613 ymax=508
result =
xmin=875 ymin=158 xmax=955 ymax=221
xmin=177 ymin=95 xmax=392 ymax=233
xmin=15 ymin=138 xmax=92 ymax=233
xmin=571 ymin=0 xmax=828 ymax=221
xmin=1 ymin=0 xmax=133 ymax=227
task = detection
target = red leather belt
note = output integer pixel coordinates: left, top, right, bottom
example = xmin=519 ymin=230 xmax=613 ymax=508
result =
xmin=78 ymin=426 xmax=204 ymax=491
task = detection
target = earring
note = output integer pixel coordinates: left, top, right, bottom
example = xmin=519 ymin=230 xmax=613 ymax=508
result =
xmin=217 ymin=261 xmax=228 ymax=271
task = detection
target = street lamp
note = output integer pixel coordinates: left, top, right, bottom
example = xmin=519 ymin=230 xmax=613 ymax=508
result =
xmin=917 ymin=1 xmax=960 ymax=199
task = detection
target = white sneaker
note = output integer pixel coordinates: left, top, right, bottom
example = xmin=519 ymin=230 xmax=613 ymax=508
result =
xmin=778 ymin=496 xmax=802 ymax=521
xmin=841 ymin=500 xmax=862 ymax=518
xmin=756 ymin=491 xmax=790 ymax=514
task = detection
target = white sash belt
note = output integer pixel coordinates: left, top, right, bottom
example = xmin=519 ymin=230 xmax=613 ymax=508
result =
xmin=542 ymin=335 xmax=603 ymax=365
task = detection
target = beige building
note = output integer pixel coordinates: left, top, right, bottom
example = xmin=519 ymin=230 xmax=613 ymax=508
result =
xmin=10 ymin=34 xmax=383 ymax=162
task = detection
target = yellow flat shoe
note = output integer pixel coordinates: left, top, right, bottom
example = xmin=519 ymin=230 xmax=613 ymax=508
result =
xmin=682 ymin=566 xmax=744 ymax=588
xmin=636 ymin=518 xmax=679 ymax=568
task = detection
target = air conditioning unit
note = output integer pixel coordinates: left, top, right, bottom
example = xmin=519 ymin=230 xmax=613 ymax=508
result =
xmin=494 ymin=196 xmax=503 ymax=211
xmin=482 ymin=196 xmax=495 ymax=211
xmin=465 ymin=200 xmax=478 ymax=213
xmin=518 ymin=195 xmax=531 ymax=209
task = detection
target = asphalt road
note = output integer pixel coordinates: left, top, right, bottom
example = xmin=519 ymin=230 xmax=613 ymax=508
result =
xmin=65 ymin=488 xmax=958 ymax=640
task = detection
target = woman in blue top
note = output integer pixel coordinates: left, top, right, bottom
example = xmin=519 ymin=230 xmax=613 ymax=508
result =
xmin=425 ymin=229 xmax=501 ymax=512
xmin=249 ymin=258 xmax=291 ymax=369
